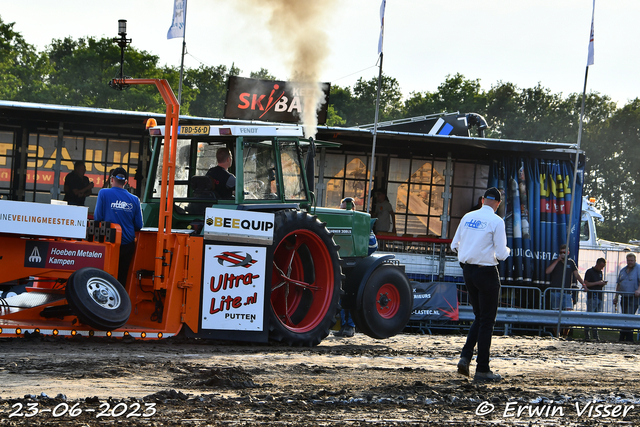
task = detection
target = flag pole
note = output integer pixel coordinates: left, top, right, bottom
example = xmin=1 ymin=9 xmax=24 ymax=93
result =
xmin=366 ymin=0 xmax=386 ymax=214
xmin=366 ymin=52 xmax=383 ymax=214
xmin=177 ymin=1 xmax=188 ymax=104
xmin=556 ymin=0 xmax=595 ymax=338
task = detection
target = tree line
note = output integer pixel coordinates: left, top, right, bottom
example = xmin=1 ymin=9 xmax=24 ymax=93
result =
xmin=1 ymin=16 xmax=639 ymax=243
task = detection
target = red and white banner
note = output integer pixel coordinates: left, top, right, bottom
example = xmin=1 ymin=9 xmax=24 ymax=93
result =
xmin=201 ymin=244 xmax=267 ymax=331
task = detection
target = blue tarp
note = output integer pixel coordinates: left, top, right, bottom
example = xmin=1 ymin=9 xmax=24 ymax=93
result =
xmin=490 ymin=157 xmax=583 ymax=286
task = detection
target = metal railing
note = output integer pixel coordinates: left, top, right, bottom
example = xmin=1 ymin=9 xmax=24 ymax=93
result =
xmin=378 ymin=234 xmax=640 ymax=335
xmin=376 ymin=235 xmax=462 ymax=282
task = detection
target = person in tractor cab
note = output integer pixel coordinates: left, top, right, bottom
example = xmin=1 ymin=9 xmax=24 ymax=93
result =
xmin=94 ymin=167 xmax=143 ymax=285
xmin=206 ymin=148 xmax=236 ymax=199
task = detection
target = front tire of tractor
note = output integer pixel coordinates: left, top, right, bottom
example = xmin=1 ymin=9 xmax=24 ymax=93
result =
xmin=352 ymin=265 xmax=413 ymax=339
xmin=268 ymin=210 xmax=343 ymax=346
xmin=66 ymin=267 xmax=132 ymax=331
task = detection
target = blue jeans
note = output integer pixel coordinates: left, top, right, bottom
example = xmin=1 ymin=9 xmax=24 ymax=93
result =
xmin=549 ymin=290 xmax=573 ymax=310
xmin=340 ymin=309 xmax=355 ymax=328
xmin=585 ymin=296 xmax=603 ymax=339
xmin=618 ymin=295 xmax=639 ymax=341
xmin=460 ymin=264 xmax=500 ymax=373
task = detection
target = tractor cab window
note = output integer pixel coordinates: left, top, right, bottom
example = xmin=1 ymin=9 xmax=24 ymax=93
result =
xmin=243 ymin=139 xmax=279 ymax=200
xmin=152 ymin=138 xmax=192 ymax=199
xmin=279 ymin=140 xmax=306 ymax=201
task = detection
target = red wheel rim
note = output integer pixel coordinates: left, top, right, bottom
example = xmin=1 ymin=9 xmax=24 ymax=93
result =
xmin=271 ymin=230 xmax=335 ymax=333
xmin=376 ymin=283 xmax=400 ymax=319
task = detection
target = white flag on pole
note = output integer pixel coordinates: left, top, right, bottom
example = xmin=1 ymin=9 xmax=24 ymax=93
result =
xmin=167 ymin=0 xmax=187 ymax=40
xmin=587 ymin=0 xmax=595 ymax=66
xmin=378 ymin=0 xmax=386 ymax=54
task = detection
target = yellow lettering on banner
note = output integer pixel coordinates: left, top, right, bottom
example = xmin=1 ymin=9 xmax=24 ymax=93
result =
xmin=44 ymin=148 xmax=73 ymax=170
xmin=0 ymin=143 xmax=12 ymax=166
xmin=540 ymin=174 xmax=548 ymax=197
xmin=90 ymin=150 xmax=105 ymax=172
xmin=85 ymin=150 xmax=94 ymax=171
xmin=540 ymin=174 xmax=571 ymax=198
xmin=232 ymin=219 xmax=240 ymax=229
xmin=214 ymin=217 xmax=223 ymax=227
xmin=122 ymin=152 xmax=138 ymax=170
xmin=113 ymin=151 xmax=122 ymax=165
xmin=27 ymin=145 xmax=44 ymax=168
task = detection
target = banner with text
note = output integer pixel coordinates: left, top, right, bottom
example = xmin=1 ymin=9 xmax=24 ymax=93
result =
xmin=410 ymin=282 xmax=459 ymax=321
xmin=0 ymin=200 xmax=88 ymax=239
xmin=201 ymin=244 xmax=266 ymax=331
xmin=224 ymin=76 xmax=330 ymax=124
xmin=490 ymin=157 xmax=584 ymax=286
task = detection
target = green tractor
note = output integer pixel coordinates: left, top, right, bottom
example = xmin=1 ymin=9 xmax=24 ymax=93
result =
xmin=142 ymin=123 xmax=412 ymax=345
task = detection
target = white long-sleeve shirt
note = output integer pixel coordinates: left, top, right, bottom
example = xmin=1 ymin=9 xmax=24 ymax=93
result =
xmin=451 ymin=205 xmax=510 ymax=266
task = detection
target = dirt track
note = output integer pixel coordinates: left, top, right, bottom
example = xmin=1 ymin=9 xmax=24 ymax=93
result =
xmin=0 ymin=332 xmax=638 ymax=426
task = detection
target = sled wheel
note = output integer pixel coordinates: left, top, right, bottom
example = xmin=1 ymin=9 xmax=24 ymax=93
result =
xmin=352 ymin=265 xmax=413 ymax=339
xmin=269 ymin=210 xmax=343 ymax=346
xmin=65 ymin=267 xmax=132 ymax=331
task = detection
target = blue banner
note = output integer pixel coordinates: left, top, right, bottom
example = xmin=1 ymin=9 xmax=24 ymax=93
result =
xmin=410 ymin=282 xmax=458 ymax=321
xmin=490 ymin=157 xmax=583 ymax=286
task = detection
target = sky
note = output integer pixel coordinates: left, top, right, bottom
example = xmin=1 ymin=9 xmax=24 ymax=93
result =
xmin=1 ymin=0 xmax=639 ymax=107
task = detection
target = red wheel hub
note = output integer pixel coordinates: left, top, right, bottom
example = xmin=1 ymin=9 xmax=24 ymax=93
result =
xmin=376 ymin=283 xmax=400 ymax=319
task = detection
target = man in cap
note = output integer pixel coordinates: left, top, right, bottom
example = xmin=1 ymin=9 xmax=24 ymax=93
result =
xmin=94 ymin=167 xmax=143 ymax=286
xmin=451 ymin=187 xmax=510 ymax=382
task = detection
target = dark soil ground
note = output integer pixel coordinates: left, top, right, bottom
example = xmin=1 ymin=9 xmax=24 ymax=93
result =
xmin=0 ymin=331 xmax=638 ymax=426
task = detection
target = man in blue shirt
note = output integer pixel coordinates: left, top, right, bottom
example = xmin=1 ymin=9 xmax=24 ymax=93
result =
xmin=94 ymin=167 xmax=143 ymax=286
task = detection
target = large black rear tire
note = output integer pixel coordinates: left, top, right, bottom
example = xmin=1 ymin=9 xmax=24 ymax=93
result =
xmin=268 ymin=210 xmax=343 ymax=346
xmin=352 ymin=265 xmax=412 ymax=339
xmin=65 ymin=267 xmax=131 ymax=331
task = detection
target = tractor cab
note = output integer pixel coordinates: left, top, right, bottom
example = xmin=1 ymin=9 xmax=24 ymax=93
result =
xmin=142 ymin=124 xmax=318 ymax=228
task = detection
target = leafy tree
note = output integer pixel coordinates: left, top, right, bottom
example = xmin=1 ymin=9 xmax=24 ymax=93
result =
xmin=0 ymin=16 xmax=50 ymax=101
xmin=184 ymin=64 xmax=239 ymax=118
xmin=585 ymin=98 xmax=640 ymax=241
xmin=485 ymin=82 xmax=576 ymax=142
xmin=404 ymin=73 xmax=487 ymax=118
xmin=326 ymin=104 xmax=346 ymax=126
xmin=328 ymin=84 xmax=355 ymax=126
xmin=249 ymin=68 xmax=277 ymax=81
xmin=45 ymin=37 xmax=168 ymax=112
xmin=341 ymin=74 xmax=403 ymax=126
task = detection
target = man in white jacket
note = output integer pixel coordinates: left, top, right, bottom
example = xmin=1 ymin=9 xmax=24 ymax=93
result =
xmin=451 ymin=187 xmax=510 ymax=382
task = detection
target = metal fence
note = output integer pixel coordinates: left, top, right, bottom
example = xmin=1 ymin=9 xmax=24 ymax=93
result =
xmin=376 ymin=235 xmax=462 ymax=283
xmin=376 ymin=234 xmax=640 ymax=336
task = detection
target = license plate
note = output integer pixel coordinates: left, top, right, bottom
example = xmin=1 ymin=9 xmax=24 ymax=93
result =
xmin=179 ymin=125 xmax=210 ymax=135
